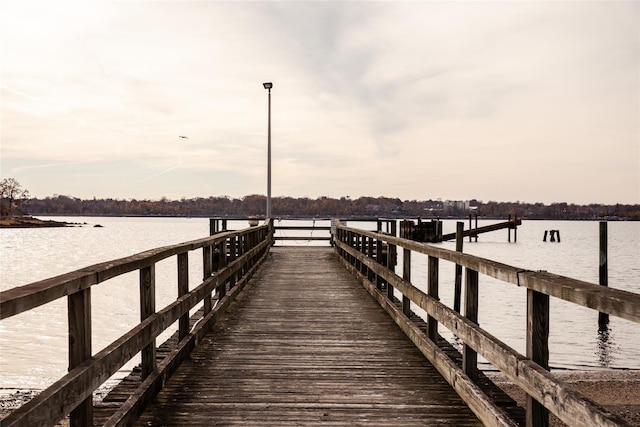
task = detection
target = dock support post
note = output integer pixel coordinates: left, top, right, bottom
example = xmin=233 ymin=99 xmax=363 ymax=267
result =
xmin=526 ymin=289 xmax=550 ymax=427
xmin=427 ymin=256 xmax=439 ymax=341
xmin=463 ymin=268 xmax=479 ymax=381
xmin=475 ymin=214 xmax=478 ymax=242
xmin=178 ymin=252 xmax=189 ymax=340
xmin=454 ymin=222 xmax=464 ymax=313
xmin=68 ymin=288 xmax=93 ymax=427
xmin=367 ymin=236 xmax=375 ymax=283
xmin=140 ymin=265 xmax=156 ymax=379
xmin=403 ymin=247 xmax=411 ymax=316
xmin=508 ymin=215 xmax=512 ymax=242
xmin=599 ymin=222 xmax=609 ymax=326
xmin=203 ymin=246 xmax=213 ymax=313
xmin=209 ymin=218 xmax=227 ymax=235
xmin=386 ymin=240 xmax=396 ymax=300
xmin=229 ymin=236 xmax=237 ymax=288
xmin=376 ymin=237 xmax=384 ymax=291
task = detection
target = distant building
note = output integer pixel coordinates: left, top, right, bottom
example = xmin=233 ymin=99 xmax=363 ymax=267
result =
xmin=443 ymin=200 xmax=470 ymax=211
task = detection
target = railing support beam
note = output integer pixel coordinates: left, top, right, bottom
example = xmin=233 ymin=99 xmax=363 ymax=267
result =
xmin=526 ymin=289 xmax=550 ymax=427
xmin=463 ymin=268 xmax=479 ymax=381
xmin=427 ymin=255 xmax=439 ymax=341
xmin=178 ymin=252 xmax=189 ymax=340
xmin=140 ymin=265 xmax=156 ymax=379
xmin=68 ymin=288 xmax=93 ymax=427
xmin=402 ymin=248 xmax=411 ymax=317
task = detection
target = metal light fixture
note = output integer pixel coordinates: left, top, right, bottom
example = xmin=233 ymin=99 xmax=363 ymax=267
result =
xmin=263 ymin=82 xmax=273 ymax=219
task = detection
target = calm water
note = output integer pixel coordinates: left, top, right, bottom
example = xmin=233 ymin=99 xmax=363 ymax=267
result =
xmin=0 ymin=217 xmax=638 ymax=393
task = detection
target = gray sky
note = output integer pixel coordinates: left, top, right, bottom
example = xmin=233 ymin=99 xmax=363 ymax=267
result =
xmin=1 ymin=1 xmax=638 ymax=204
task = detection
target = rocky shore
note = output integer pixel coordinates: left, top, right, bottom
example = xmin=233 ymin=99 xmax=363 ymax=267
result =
xmin=488 ymin=370 xmax=640 ymax=426
xmin=0 ymin=216 xmax=70 ymax=228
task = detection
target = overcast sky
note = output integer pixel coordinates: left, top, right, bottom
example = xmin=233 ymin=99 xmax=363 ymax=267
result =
xmin=1 ymin=1 xmax=638 ymax=204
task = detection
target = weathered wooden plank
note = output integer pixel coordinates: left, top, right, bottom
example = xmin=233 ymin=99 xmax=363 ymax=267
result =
xmin=338 ymin=253 xmax=518 ymax=427
xmin=134 ymin=247 xmax=483 ymax=427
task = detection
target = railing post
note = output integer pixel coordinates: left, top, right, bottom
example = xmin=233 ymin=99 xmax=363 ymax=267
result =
xmin=360 ymin=235 xmax=367 ymax=275
xmin=367 ymin=236 xmax=374 ymax=283
xmin=229 ymin=236 xmax=237 ymax=288
xmin=178 ymin=252 xmax=189 ymax=340
xmin=140 ymin=264 xmax=156 ymax=379
xmin=210 ymin=218 xmax=228 ymax=235
xmin=463 ymin=268 xmax=479 ymax=381
xmin=427 ymin=255 xmax=439 ymax=340
xmin=402 ymin=247 xmax=411 ymax=316
xmin=526 ymin=289 xmax=550 ymax=427
xmin=376 ymin=236 xmax=384 ymax=291
xmin=68 ymin=288 xmax=92 ymax=427
xmin=203 ymin=246 xmax=213 ymax=314
xmin=386 ymin=239 xmax=395 ymax=300
xmin=355 ymin=234 xmax=362 ymax=272
xmin=454 ymin=221 xmax=464 ymax=313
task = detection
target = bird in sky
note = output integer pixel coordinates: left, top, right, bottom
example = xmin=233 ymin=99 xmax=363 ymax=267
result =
xmin=178 ymin=136 xmax=188 ymax=139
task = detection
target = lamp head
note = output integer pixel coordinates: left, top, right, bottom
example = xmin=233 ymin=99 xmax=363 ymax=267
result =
xmin=263 ymin=82 xmax=273 ymax=90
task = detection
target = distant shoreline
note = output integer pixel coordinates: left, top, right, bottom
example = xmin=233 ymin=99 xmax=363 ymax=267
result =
xmin=0 ymin=217 xmax=70 ymax=228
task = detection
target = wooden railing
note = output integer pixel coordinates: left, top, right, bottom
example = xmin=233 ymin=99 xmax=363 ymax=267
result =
xmin=333 ymin=222 xmax=639 ymax=427
xmin=273 ymin=223 xmax=332 ymax=242
xmin=271 ymin=218 xmax=396 ymax=244
xmin=0 ymin=224 xmax=273 ymax=427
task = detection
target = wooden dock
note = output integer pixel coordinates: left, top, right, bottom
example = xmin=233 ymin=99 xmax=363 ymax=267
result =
xmin=3 ymin=220 xmax=636 ymax=427
xmin=133 ymin=247 xmax=482 ymax=426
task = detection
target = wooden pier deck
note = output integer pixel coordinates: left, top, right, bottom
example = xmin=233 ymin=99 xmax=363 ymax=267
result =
xmin=133 ymin=247 xmax=482 ymax=426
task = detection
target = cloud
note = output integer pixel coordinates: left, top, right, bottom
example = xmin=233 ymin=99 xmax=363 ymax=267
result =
xmin=1 ymin=1 xmax=637 ymax=204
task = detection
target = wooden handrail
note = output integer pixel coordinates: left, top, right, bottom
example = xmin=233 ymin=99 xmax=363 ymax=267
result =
xmin=272 ymin=222 xmax=332 ymax=242
xmin=0 ymin=224 xmax=273 ymax=427
xmin=0 ymin=227 xmax=266 ymax=319
xmin=333 ymin=222 xmax=635 ymax=427
xmin=337 ymin=223 xmax=640 ymax=322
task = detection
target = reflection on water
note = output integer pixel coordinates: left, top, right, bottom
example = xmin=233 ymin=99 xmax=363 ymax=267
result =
xmin=596 ymin=322 xmax=618 ymax=368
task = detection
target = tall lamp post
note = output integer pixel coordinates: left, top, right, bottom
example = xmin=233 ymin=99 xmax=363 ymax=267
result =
xmin=263 ymin=82 xmax=273 ymax=219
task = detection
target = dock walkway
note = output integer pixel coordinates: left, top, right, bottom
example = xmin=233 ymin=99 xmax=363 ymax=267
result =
xmin=133 ymin=247 xmax=482 ymax=426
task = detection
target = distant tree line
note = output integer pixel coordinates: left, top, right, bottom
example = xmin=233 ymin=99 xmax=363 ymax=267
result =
xmin=20 ymin=194 xmax=640 ymax=220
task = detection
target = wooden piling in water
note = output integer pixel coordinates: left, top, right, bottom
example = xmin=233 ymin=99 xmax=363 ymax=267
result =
xmin=599 ymin=222 xmax=609 ymax=326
